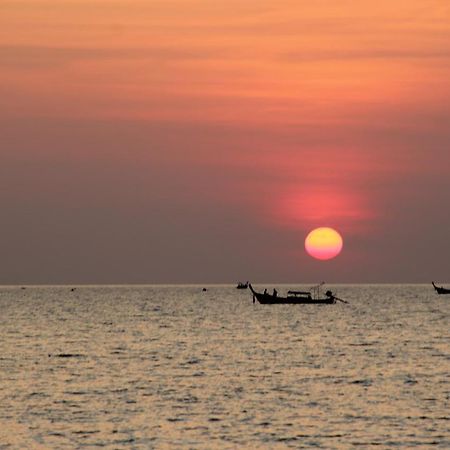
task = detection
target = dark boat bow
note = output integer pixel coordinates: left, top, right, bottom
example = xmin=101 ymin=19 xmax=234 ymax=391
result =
xmin=432 ymin=281 xmax=450 ymax=295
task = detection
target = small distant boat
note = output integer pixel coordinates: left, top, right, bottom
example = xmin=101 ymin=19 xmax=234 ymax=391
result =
xmin=248 ymin=283 xmax=347 ymax=305
xmin=236 ymin=281 xmax=249 ymax=289
xmin=432 ymin=281 xmax=450 ymax=295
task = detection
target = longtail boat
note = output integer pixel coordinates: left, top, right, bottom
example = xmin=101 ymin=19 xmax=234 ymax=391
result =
xmin=248 ymin=283 xmax=346 ymax=305
xmin=236 ymin=281 xmax=249 ymax=289
xmin=432 ymin=281 xmax=450 ymax=295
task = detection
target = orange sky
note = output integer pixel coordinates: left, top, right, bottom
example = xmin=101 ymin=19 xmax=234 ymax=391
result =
xmin=1 ymin=1 xmax=449 ymax=282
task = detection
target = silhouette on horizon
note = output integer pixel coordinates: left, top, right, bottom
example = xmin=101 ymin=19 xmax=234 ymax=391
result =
xmin=432 ymin=281 xmax=450 ymax=295
xmin=248 ymin=283 xmax=347 ymax=305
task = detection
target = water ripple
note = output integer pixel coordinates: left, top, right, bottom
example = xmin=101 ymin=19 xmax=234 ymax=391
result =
xmin=0 ymin=284 xmax=448 ymax=448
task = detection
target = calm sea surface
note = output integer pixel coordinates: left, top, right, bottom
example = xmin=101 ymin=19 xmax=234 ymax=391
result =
xmin=0 ymin=284 xmax=448 ymax=449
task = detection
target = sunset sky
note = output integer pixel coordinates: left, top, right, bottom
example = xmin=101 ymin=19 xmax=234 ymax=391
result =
xmin=1 ymin=1 xmax=449 ymax=283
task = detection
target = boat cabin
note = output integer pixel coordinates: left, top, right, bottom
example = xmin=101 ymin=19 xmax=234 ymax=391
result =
xmin=287 ymin=290 xmax=312 ymax=299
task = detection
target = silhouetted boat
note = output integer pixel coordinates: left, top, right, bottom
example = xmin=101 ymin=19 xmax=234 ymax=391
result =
xmin=248 ymin=283 xmax=346 ymax=304
xmin=236 ymin=281 xmax=249 ymax=289
xmin=432 ymin=281 xmax=450 ymax=295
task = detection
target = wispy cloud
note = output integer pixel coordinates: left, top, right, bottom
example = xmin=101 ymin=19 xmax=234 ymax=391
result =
xmin=0 ymin=45 xmax=225 ymax=68
xmin=282 ymin=49 xmax=450 ymax=63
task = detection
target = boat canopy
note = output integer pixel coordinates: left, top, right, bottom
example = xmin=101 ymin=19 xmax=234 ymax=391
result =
xmin=287 ymin=290 xmax=311 ymax=296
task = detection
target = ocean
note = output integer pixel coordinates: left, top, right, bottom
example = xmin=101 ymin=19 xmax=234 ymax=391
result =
xmin=0 ymin=284 xmax=448 ymax=448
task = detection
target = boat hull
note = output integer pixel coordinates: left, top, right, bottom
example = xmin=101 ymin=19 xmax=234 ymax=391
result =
xmin=432 ymin=282 xmax=450 ymax=294
xmin=253 ymin=293 xmax=335 ymax=305
xmin=435 ymin=288 xmax=450 ymax=295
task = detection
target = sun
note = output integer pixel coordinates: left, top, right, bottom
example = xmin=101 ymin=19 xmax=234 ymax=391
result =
xmin=305 ymin=227 xmax=343 ymax=260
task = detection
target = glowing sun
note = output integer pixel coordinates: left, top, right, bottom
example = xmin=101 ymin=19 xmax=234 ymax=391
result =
xmin=305 ymin=227 xmax=343 ymax=260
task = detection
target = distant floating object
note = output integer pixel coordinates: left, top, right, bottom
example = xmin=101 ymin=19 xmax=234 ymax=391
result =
xmin=71 ymin=288 xmax=76 ymax=292
xmin=202 ymin=288 xmax=207 ymax=292
xmin=236 ymin=281 xmax=249 ymax=289
xmin=432 ymin=281 xmax=450 ymax=295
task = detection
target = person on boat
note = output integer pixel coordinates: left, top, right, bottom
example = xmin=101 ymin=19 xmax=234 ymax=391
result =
xmin=273 ymin=288 xmax=278 ymax=298
xmin=263 ymin=288 xmax=267 ymax=295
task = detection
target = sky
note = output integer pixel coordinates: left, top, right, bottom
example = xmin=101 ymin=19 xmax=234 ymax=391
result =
xmin=1 ymin=0 xmax=449 ymax=284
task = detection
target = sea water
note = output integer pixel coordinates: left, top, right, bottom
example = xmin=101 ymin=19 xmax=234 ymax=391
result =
xmin=0 ymin=285 xmax=448 ymax=449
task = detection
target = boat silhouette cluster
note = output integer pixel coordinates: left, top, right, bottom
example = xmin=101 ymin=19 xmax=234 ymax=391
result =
xmin=235 ymin=281 xmax=449 ymax=305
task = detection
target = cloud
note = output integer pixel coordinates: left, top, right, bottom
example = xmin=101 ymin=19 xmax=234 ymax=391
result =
xmin=282 ymin=49 xmax=450 ymax=63
xmin=0 ymin=45 xmax=224 ymax=69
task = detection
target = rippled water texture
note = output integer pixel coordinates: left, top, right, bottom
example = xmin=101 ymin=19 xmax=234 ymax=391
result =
xmin=0 ymin=285 xmax=449 ymax=448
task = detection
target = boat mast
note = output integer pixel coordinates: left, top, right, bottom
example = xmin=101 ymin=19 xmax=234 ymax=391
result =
xmin=311 ymin=282 xmax=324 ymax=300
